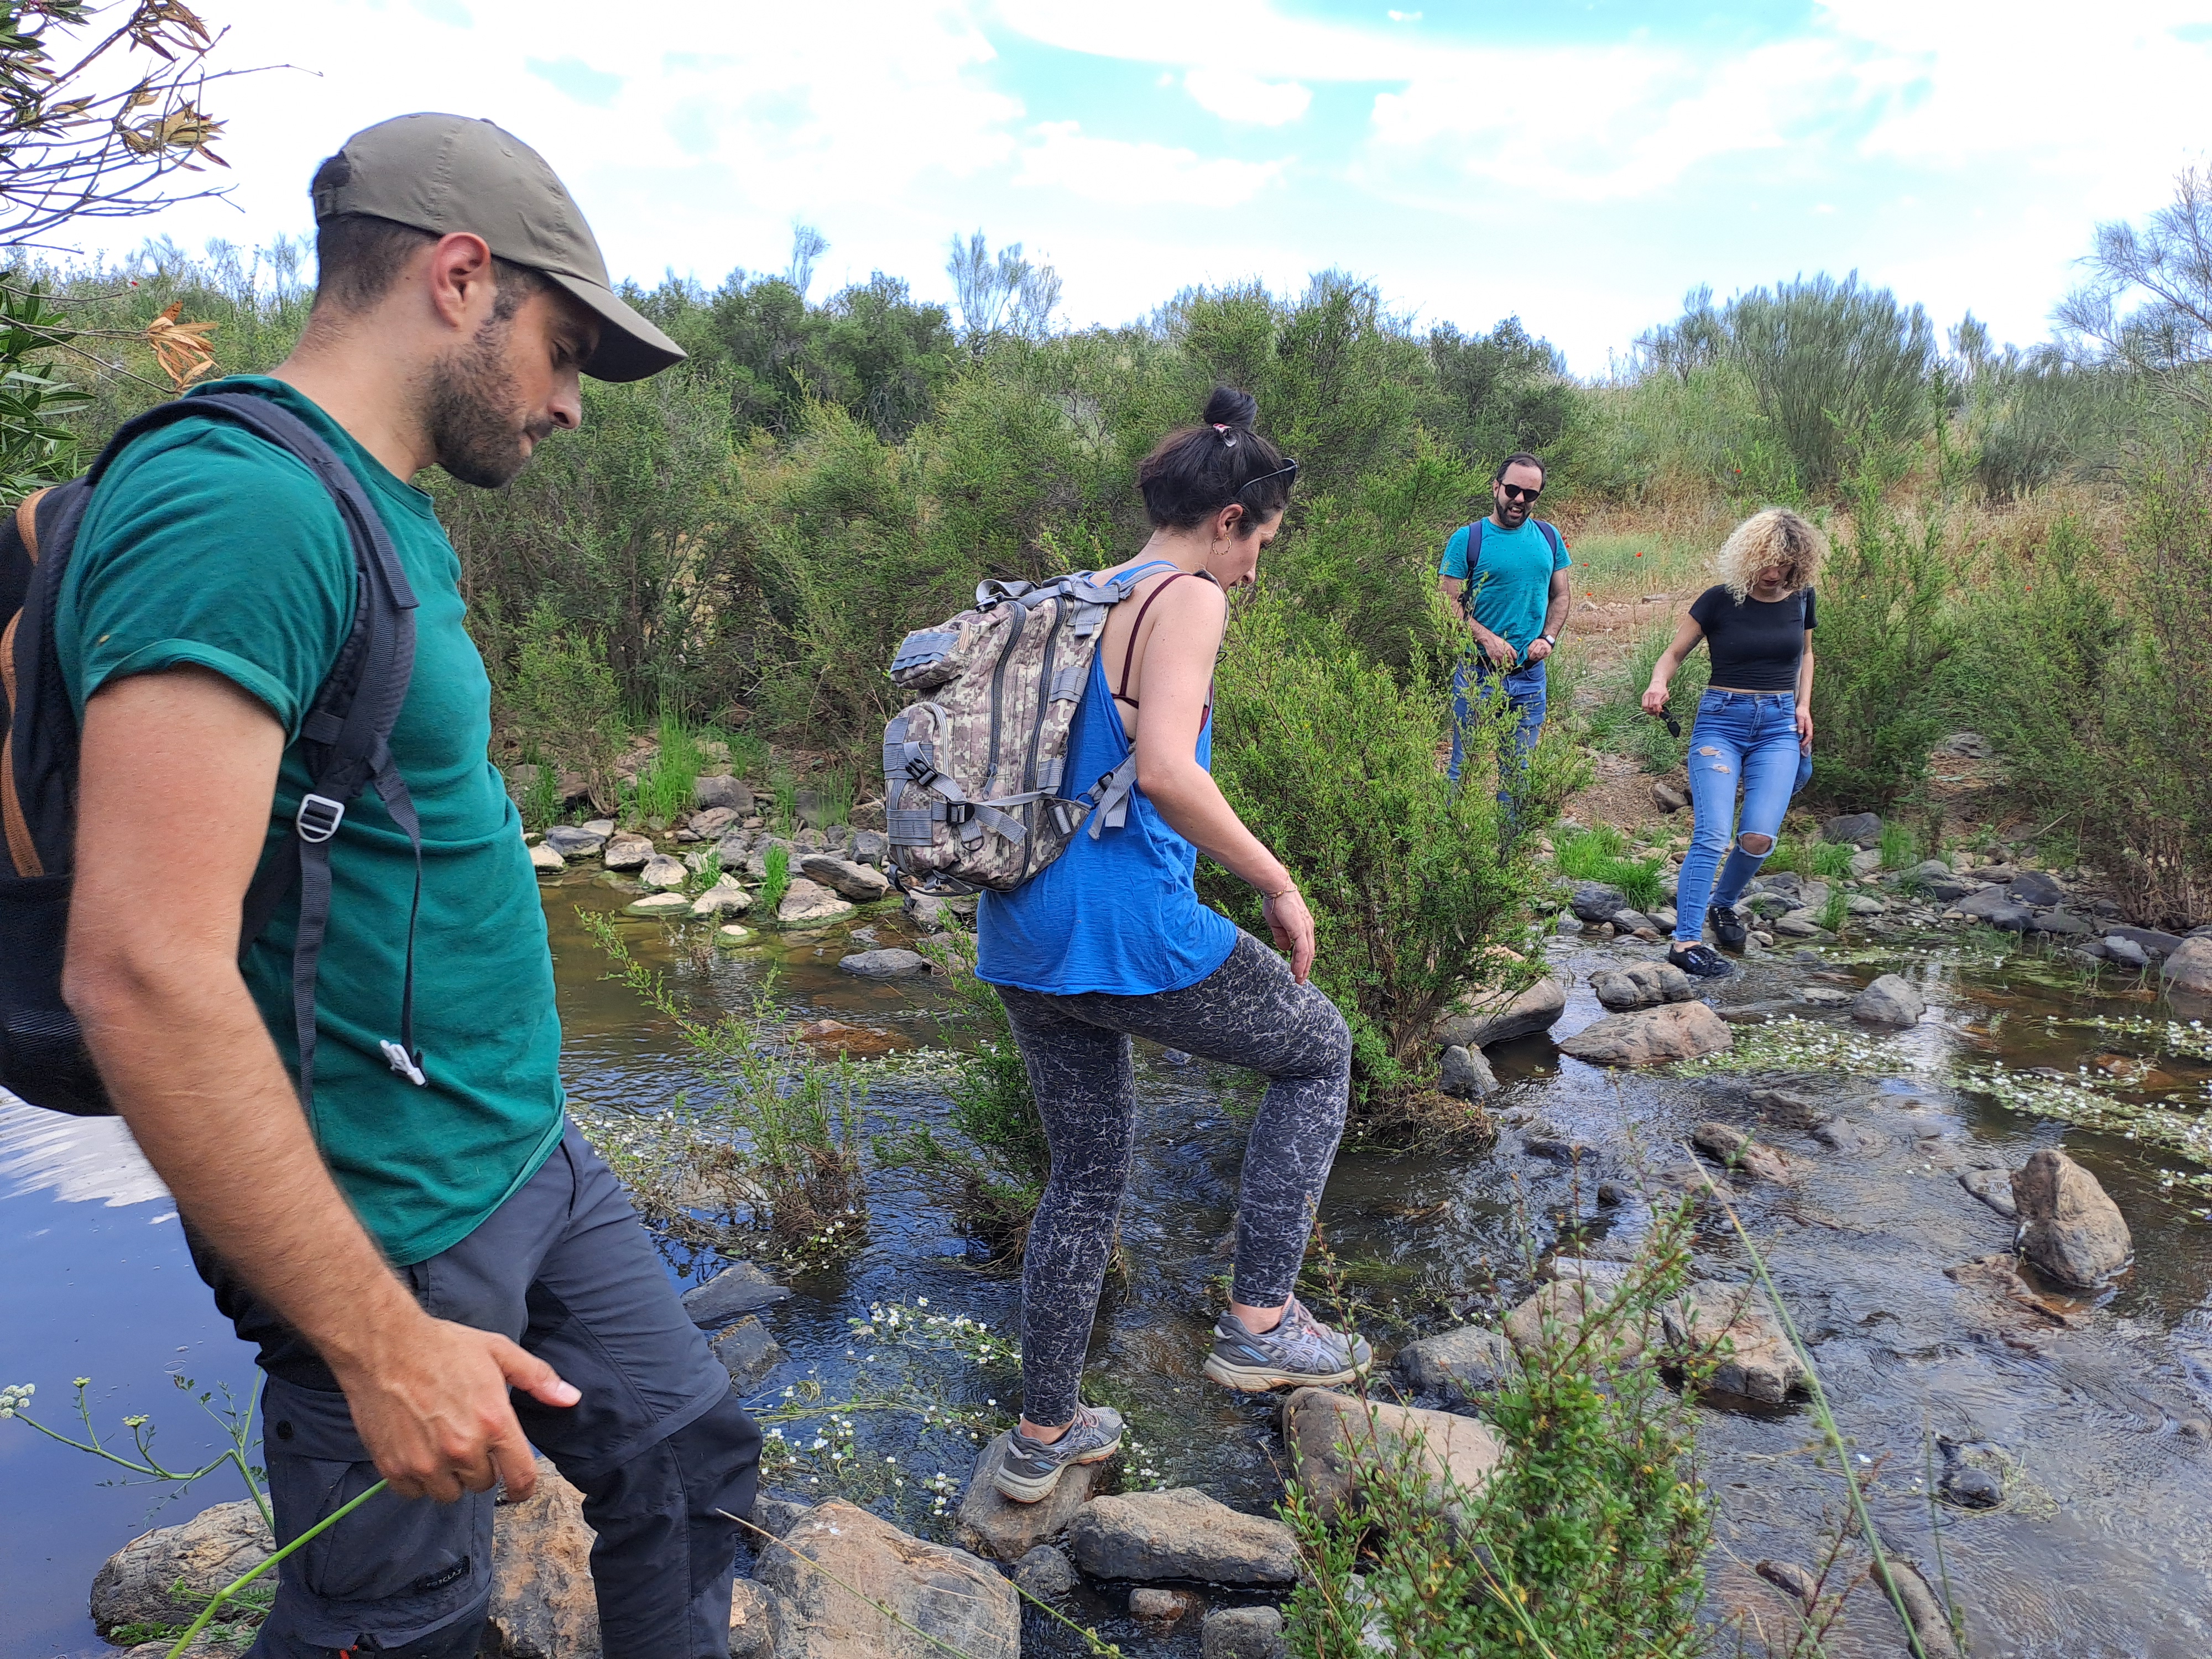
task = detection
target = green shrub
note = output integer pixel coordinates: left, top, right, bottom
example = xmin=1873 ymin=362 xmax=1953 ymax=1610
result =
xmin=505 ymin=606 xmax=627 ymax=810
xmin=517 ymin=751 xmax=562 ymax=832
xmin=1202 ymin=592 xmax=1578 ymax=1113
xmin=629 ymin=713 xmax=702 ymax=826
xmin=1554 ymin=826 xmax=1664 ymax=911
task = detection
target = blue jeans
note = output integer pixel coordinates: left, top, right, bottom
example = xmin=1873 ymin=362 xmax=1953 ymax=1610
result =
xmin=1449 ymin=655 xmax=1547 ymax=795
xmin=1674 ymin=690 xmax=1807 ymax=945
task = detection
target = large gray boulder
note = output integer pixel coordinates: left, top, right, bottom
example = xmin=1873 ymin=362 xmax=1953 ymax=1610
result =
xmin=1558 ymin=1002 xmax=1732 ymax=1067
xmin=2012 ymin=1149 xmax=2132 ymax=1288
xmin=1282 ymin=1387 xmax=1503 ymax=1528
xmin=956 ymin=1431 xmax=1112 ymax=1562
xmin=1067 ymin=1489 xmax=1298 ymax=1585
xmin=1438 ymin=1044 xmax=1497 ymax=1098
xmin=1851 ymin=973 xmax=1926 ymax=1027
xmin=2164 ymin=937 xmax=2212 ymax=995
xmin=694 ymin=774 xmax=752 ymax=813
xmin=1392 ymin=1323 xmax=1519 ymax=1399
xmin=1436 ymin=975 xmax=1568 ymax=1048
xmin=1590 ymin=961 xmax=1693 ymax=1011
xmin=761 ymin=1500 xmax=1019 ymax=1659
xmin=1568 ymin=881 xmax=1630 ymax=922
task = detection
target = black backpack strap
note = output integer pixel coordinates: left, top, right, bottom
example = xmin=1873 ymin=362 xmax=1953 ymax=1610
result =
xmin=1459 ymin=518 xmax=1484 ymax=620
xmin=109 ymin=391 xmax=426 ymax=1113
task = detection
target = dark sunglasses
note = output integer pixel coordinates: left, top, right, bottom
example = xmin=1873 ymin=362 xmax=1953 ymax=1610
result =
xmin=1497 ymin=482 xmax=1542 ymax=503
xmin=1237 ymin=458 xmax=1299 ymax=498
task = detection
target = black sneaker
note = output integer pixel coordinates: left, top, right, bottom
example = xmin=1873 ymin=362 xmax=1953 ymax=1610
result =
xmin=1710 ymin=904 xmax=1750 ymax=951
xmin=1668 ymin=942 xmax=1735 ymax=979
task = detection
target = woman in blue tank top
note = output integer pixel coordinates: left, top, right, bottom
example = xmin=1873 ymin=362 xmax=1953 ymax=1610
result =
xmin=977 ymin=387 xmax=1366 ymax=1506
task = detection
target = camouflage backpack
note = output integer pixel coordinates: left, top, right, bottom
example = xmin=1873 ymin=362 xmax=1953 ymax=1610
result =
xmin=882 ymin=561 xmax=1178 ymax=894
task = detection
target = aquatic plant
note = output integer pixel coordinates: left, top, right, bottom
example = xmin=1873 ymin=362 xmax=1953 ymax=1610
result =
xmin=758 ymin=842 xmax=792 ymax=916
xmin=629 ymin=713 xmax=703 ymax=828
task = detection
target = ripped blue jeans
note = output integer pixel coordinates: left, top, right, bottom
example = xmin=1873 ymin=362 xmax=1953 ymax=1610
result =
xmin=1674 ymin=689 xmax=1808 ymax=945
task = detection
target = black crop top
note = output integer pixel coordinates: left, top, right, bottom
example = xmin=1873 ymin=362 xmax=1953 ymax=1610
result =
xmin=1687 ymin=585 xmax=1815 ymax=692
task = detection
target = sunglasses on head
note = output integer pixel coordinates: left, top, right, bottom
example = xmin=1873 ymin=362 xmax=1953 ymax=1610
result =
xmin=1497 ymin=482 xmax=1541 ymax=503
xmin=1237 ymin=458 xmax=1299 ymax=497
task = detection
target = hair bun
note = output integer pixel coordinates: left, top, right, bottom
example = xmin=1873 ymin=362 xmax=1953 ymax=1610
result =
xmin=1202 ymin=385 xmax=1258 ymax=430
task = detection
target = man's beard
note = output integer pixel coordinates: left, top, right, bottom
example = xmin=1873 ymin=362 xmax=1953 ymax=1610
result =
xmin=422 ymin=317 xmax=550 ymax=488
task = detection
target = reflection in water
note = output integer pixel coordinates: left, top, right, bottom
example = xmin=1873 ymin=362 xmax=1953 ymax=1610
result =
xmin=0 ymin=1092 xmax=166 ymax=1208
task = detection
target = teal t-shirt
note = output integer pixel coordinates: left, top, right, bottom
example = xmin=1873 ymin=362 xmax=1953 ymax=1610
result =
xmin=1439 ymin=518 xmax=1572 ymax=654
xmin=56 ymin=377 xmax=564 ymax=1266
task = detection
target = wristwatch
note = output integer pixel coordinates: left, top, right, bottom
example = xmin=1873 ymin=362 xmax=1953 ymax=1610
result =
xmin=1538 ymin=633 xmax=1557 ymax=647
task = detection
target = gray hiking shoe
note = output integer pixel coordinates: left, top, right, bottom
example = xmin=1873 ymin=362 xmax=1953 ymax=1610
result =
xmin=991 ymin=1402 xmax=1124 ymax=1504
xmin=1202 ymin=1296 xmax=1373 ymax=1393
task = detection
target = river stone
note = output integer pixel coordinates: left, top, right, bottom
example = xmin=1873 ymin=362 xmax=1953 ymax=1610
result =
xmin=1435 ymin=975 xmax=1568 ymax=1048
xmin=1067 ymin=1489 xmax=1298 ymax=1585
xmin=1611 ymin=907 xmax=1658 ymax=936
xmin=1558 ymin=1001 xmax=1732 ymax=1067
xmin=1811 ymin=1117 xmax=1885 ymax=1155
xmin=692 ymin=878 xmax=752 ymax=917
xmin=778 ymin=879 xmax=856 ymax=927
xmin=1772 ymin=909 xmax=1824 ymax=938
xmin=1748 ymin=1087 xmax=1829 ymax=1129
xmin=1957 ymin=888 xmax=2031 ymax=927
xmin=624 ymin=891 xmax=693 ymax=916
xmin=695 ymin=774 xmax=752 ymax=813
xmin=1943 ymin=1465 xmax=2004 ymax=1510
xmin=2103 ymin=936 xmax=2152 ymax=970
xmin=1504 ymin=1274 xmax=1650 ymax=1363
xmin=1392 ymin=1323 xmax=1519 ymax=1399
xmin=1203 ymin=1604 xmax=1288 ymax=1659
xmin=743 ymin=837 xmax=796 ymax=880
xmin=1848 ymin=848 xmax=1885 ymax=878
xmin=1851 ymin=973 xmax=1926 ymax=1027
xmin=2164 ymin=937 xmax=2212 ymax=994
xmin=1845 ymin=892 xmax=1887 ymax=915
xmin=1591 ymin=961 xmax=1693 ymax=1011
xmin=1910 ymin=861 xmax=1979 ymax=903
xmin=1131 ymin=1587 xmax=1198 ymax=1622
xmin=1438 ymin=1043 xmax=1496 ymax=1098
xmin=544 ymin=824 xmax=606 ymax=859
xmin=602 ymin=832 xmax=654 ymax=871
xmin=957 ymin=1431 xmax=1111 ymax=1562
xmin=682 ymin=1261 xmax=792 ymax=1325
xmin=482 ymin=1460 xmax=598 ymax=1658
xmin=1282 ymin=1387 xmax=1504 ymax=1528
xmin=639 ymin=854 xmax=688 ymax=890
xmin=2026 ymin=909 xmax=2093 ymax=938
xmin=529 ymin=841 xmax=566 ymax=873
xmin=839 ymin=947 xmax=930 ymax=979
xmin=2006 ymin=870 xmax=2068 ymax=907
xmin=2107 ymin=924 xmax=2185 ymax=962
xmin=1012 ymin=1543 xmax=1075 ymax=1598
xmin=711 ymin=1316 xmax=786 ymax=1391
xmin=1744 ymin=892 xmax=1794 ymax=920
xmin=1959 ymin=1167 xmax=2018 ymax=1218
xmin=90 ymin=1498 xmax=273 ymax=1635
xmin=1692 ymin=1121 xmax=1794 ymax=1183
xmin=1660 ymin=1281 xmax=1807 ymax=1403
xmin=1651 ymin=778 xmax=1689 ymax=813
xmin=1822 ymin=811 xmax=1883 ymax=847
xmin=2012 ymin=1149 xmax=2132 ymax=1287
xmin=688 ymin=805 xmax=739 ymax=839
xmin=761 ymin=1500 xmax=1019 ymax=1659
xmin=801 ymin=853 xmax=893 ymax=902
xmin=851 ymin=828 xmax=890 ymax=868
xmin=1569 ymin=880 xmax=1630 ymax=922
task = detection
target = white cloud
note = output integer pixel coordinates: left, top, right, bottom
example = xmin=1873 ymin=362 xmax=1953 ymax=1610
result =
xmin=1183 ymin=69 xmax=1311 ymax=127
xmin=1014 ymin=122 xmax=1284 ymax=206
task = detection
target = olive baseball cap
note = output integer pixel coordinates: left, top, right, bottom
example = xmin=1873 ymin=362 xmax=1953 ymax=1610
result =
xmin=312 ymin=112 xmax=683 ymax=383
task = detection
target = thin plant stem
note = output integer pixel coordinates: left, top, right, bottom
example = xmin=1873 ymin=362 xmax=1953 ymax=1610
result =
xmin=164 ymin=1479 xmax=388 ymax=1658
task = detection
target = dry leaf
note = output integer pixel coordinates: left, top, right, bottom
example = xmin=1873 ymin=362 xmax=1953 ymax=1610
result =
xmin=144 ymin=301 xmax=219 ymax=389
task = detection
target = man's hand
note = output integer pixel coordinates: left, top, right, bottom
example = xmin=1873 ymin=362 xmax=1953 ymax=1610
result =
xmin=1473 ymin=625 xmax=1519 ymax=669
xmin=1524 ymin=635 xmax=1553 ymax=664
xmin=335 ymin=1316 xmax=580 ymax=1502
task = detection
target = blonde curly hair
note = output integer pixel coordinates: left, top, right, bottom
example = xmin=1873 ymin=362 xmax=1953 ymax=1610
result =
xmin=1715 ymin=508 xmax=1827 ymax=601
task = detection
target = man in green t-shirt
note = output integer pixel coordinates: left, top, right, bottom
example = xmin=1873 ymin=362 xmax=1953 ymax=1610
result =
xmin=59 ymin=116 xmax=758 ymax=1657
xmin=1436 ymin=450 xmax=1572 ymax=797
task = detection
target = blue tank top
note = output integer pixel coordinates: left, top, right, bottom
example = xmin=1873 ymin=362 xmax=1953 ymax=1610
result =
xmin=976 ymin=646 xmax=1238 ymax=995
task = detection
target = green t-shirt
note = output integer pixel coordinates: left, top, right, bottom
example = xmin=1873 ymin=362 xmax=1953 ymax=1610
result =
xmin=56 ymin=377 xmax=564 ymax=1266
xmin=1439 ymin=518 xmax=1573 ymax=655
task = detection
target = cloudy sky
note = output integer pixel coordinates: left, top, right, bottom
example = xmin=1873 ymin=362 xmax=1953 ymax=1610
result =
xmin=93 ymin=0 xmax=2212 ymax=373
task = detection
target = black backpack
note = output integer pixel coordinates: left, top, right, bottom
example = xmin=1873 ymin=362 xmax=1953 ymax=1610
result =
xmin=0 ymin=390 xmax=424 ymax=1118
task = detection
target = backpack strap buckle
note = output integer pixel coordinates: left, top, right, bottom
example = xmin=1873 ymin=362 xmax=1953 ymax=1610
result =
xmin=296 ymin=793 xmax=346 ymax=844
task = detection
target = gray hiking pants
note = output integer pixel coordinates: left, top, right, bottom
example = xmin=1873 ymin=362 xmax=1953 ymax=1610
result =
xmin=994 ymin=931 xmax=1353 ymax=1427
xmin=187 ymin=1119 xmax=760 ymax=1657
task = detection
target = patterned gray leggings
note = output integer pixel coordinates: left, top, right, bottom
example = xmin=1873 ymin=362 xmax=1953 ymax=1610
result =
xmin=994 ymin=931 xmax=1354 ymax=1427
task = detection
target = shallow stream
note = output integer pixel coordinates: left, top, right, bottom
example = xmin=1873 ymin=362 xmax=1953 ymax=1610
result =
xmin=6 ymin=870 xmax=2211 ymax=1658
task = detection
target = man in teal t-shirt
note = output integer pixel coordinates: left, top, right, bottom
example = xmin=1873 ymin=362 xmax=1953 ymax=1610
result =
xmin=59 ymin=116 xmax=758 ymax=1657
xmin=1437 ymin=451 xmax=1573 ymax=795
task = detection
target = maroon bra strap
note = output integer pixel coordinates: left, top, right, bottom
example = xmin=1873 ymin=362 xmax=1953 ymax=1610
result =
xmin=1114 ymin=569 xmax=1218 ymax=725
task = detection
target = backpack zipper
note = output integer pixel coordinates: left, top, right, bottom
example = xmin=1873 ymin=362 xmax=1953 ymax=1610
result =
xmin=1017 ymin=593 xmax=1070 ymax=880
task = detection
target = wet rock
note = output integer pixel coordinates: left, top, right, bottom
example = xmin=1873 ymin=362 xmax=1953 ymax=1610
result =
xmin=544 ymin=824 xmax=606 ymax=859
xmin=529 ymin=841 xmax=566 ymax=873
xmin=1558 ymin=1001 xmax=1732 ymax=1066
xmin=1848 ymin=848 xmax=1885 ymax=878
xmin=1794 ymin=985 xmax=1855 ymax=1007
xmin=1067 ymin=1489 xmax=1298 ymax=1586
xmin=1525 ymin=1132 xmax=1594 ymax=1164
xmin=639 ymin=854 xmax=688 ymax=890
xmin=1873 ymin=1557 xmax=1959 ymax=1659
xmin=691 ymin=878 xmax=752 ymax=917
xmin=1392 ymin=1324 xmax=1519 ymax=1399
xmin=2012 ymin=1148 xmax=2132 ymax=1288
xmin=778 ymin=879 xmax=857 ymax=927
xmin=1012 ymin=1543 xmax=1074 ymax=1599
xmin=1569 ymin=880 xmax=1630 ymax=922
xmin=695 ymin=774 xmax=752 ymax=813
xmin=2102 ymin=936 xmax=2152 ymax=971
xmin=1203 ymin=1604 xmax=1288 ymax=1659
xmin=1956 ymin=888 xmax=2032 ymax=928
xmin=1692 ymin=1121 xmax=1794 ymax=1183
xmin=91 ymin=1499 xmax=272 ymax=1635
xmin=839 ymin=947 xmax=930 ymax=979
xmin=1130 ymin=1587 xmax=1198 ymax=1622
xmin=1812 ymin=1118 xmax=1885 ymax=1155
xmin=2107 ymin=924 xmax=2185 ymax=962
xmin=1590 ymin=960 xmax=1694 ymax=1011
xmin=2026 ymin=908 xmax=2094 ymax=938
xmin=682 ymin=1261 xmax=792 ymax=1325
xmin=1650 ymin=778 xmax=1689 ymax=812
xmin=1851 ymin=973 xmax=1926 ymax=1027
xmin=1437 ymin=975 xmax=1572 ymax=1050
xmin=1282 ymin=1388 xmax=1504 ymax=1528
xmin=1942 ymin=1465 xmax=2004 ymax=1509
xmin=1772 ymin=910 xmax=1825 ymax=939
xmin=602 ymin=832 xmax=654 ymax=871
xmin=1822 ymin=811 xmax=1883 ymax=846
xmin=2164 ymin=937 xmax=2212 ymax=994
xmin=624 ymin=891 xmax=693 ymax=916
xmin=2006 ymin=870 xmax=2068 ymax=906
xmin=1756 ymin=1558 xmax=1821 ymax=1610
xmin=1660 ymin=1280 xmax=1807 ymax=1403
xmin=711 ymin=1316 xmax=786 ymax=1391
xmin=1504 ymin=1268 xmax=1649 ymax=1363
xmin=761 ymin=1500 xmax=1019 ymax=1659
xmin=1958 ymin=1166 xmax=2017 ymax=1217
xmin=1611 ymin=907 xmax=1658 ymax=935
xmin=1439 ymin=1043 xmax=1497 ymax=1098
xmin=801 ymin=854 xmax=893 ymax=902
xmin=956 ymin=1431 xmax=1110 ymax=1562
xmin=1748 ymin=1088 xmax=1830 ymax=1130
